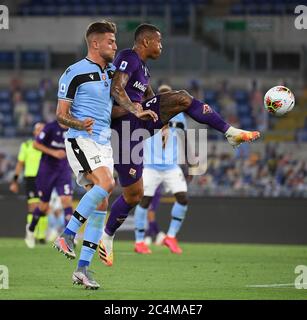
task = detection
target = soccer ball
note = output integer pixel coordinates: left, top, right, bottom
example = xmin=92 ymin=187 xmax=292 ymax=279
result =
xmin=264 ymin=86 xmax=295 ymax=116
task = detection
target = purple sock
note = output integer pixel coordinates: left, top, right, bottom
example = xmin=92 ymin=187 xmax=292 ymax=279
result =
xmin=185 ymin=98 xmax=230 ymax=133
xmin=29 ymin=207 xmax=44 ymax=232
xmin=64 ymin=207 xmax=73 ymax=227
xmin=146 ymin=221 xmax=160 ymax=237
xmin=105 ymin=195 xmax=133 ymax=236
xmin=149 ymin=186 xmax=162 ymax=212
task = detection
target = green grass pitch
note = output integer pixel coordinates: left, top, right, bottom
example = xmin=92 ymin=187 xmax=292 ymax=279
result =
xmin=0 ymin=238 xmax=306 ymax=300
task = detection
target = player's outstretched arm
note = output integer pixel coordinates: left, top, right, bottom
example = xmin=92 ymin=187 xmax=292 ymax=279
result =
xmin=111 ymin=71 xmax=158 ymax=121
xmin=56 ymin=99 xmax=94 ymax=134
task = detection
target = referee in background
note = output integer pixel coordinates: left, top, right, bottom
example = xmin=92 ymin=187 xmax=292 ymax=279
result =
xmin=9 ymin=122 xmax=48 ymax=243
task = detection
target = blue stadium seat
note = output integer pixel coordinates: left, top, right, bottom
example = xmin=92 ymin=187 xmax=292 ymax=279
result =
xmin=28 ymin=103 xmax=41 ymax=113
xmin=24 ymin=89 xmax=40 ymax=102
xmin=240 ymin=116 xmax=254 ymax=129
xmin=233 ymin=90 xmax=248 ymax=103
xmin=204 ymin=90 xmax=217 ymax=104
xmin=2 ymin=114 xmax=14 ymax=126
xmin=0 ymin=89 xmax=11 ymax=102
xmin=0 ymin=102 xmax=12 ymax=113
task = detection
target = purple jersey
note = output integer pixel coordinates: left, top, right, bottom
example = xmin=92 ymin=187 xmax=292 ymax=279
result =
xmin=113 ymin=49 xmax=150 ymax=103
xmin=36 ymin=120 xmax=69 ymax=169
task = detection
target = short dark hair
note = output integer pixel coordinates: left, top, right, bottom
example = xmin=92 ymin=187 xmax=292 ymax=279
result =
xmin=134 ymin=23 xmax=160 ymax=42
xmin=86 ymin=20 xmax=117 ymax=39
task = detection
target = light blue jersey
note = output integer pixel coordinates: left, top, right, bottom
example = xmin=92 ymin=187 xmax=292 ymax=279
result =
xmin=58 ymin=58 xmax=115 ymax=145
xmin=144 ymin=113 xmax=187 ymax=170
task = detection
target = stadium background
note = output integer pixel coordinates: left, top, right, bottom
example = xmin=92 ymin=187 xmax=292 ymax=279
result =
xmin=1 ymin=0 xmax=307 ymax=300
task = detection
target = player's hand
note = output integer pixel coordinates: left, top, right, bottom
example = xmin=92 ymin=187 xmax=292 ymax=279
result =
xmin=52 ymin=150 xmax=67 ymax=159
xmin=135 ymin=109 xmax=158 ymax=122
xmin=82 ymin=118 xmax=95 ymax=135
xmin=9 ymin=182 xmax=19 ymax=193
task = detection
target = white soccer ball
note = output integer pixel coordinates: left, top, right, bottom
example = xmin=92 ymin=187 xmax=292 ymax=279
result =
xmin=264 ymin=86 xmax=295 ymax=116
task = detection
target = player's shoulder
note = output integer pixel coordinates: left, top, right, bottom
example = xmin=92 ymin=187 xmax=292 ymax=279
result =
xmin=116 ymin=48 xmax=139 ymax=62
xmin=61 ymin=59 xmax=88 ymax=78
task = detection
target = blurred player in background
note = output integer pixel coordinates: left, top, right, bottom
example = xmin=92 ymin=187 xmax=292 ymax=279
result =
xmin=24 ymin=120 xmax=73 ymax=249
xmin=99 ymin=24 xmax=260 ymax=266
xmin=9 ymin=122 xmax=48 ymax=243
xmin=134 ymin=84 xmax=192 ymax=254
xmin=144 ymin=185 xmax=165 ymax=246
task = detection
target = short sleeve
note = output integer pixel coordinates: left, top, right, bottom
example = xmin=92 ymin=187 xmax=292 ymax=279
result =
xmin=36 ymin=123 xmax=51 ymax=145
xmin=57 ymin=67 xmax=75 ymax=101
xmin=113 ymin=51 xmax=139 ymax=78
xmin=17 ymin=142 xmax=26 ymax=162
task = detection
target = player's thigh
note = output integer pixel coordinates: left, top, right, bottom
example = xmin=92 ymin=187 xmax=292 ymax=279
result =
xmin=159 ymin=90 xmax=193 ymax=123
xmin=65 ymin=137 xmax=114 ymax=190
xmin=143 ymin=167 xmax=163 ymax=197
xmin=122 ymin=177 xmax=144 ymax=204
xmin=163 ymin=166 xmax=188 ymax=195
xmin=36 ymin=170 xmax=56 ymax=204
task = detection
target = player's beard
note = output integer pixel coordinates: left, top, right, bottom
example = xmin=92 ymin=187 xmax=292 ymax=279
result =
xmin=101 ymin=52 xmax=115 ymax=63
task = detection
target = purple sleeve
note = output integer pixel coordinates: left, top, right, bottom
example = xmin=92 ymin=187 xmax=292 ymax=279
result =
xmin=113 ymin=51 xmax=138 ymax=78
xmin=36 ymin=123 xmax=51 ymax=145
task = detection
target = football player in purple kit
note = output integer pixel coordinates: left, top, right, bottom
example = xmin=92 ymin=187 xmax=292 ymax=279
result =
xmin=98 ymin=23 xmax=260 ymax=266
xmin=25 ymin=120 xmax=73 ymax=249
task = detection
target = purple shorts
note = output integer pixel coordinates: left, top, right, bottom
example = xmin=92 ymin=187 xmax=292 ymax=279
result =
xmin=112 ymin=95 xmax=164 ymax=187
xmin=36 ymin=162 xmax=73 ymax=202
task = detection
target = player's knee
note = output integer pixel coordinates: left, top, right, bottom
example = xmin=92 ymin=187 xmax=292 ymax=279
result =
xmin=175 ymin=192 xmax=188 ymax=206
xmin=96 ymin=177 xmax=115 ymax=194
xmin=177 ymin=90 xmax=193 ymax=107
xmin=125 ymin=190 xmax=144 ymax=207
xmin=140 ymin=196 xmax=152 ymax=209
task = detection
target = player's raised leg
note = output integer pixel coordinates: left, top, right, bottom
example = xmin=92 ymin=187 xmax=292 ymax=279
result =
xmin=157 ymin=90 xmax=260 ymax=147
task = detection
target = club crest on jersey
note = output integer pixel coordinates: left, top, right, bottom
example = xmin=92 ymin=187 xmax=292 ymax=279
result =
xmin=129 ymin=168 xmax=137 ymax=178
xmin=202 ymin=104 xmax=212 ymax=114
xmin=90 ymin=155 xmax=101 ymax=164
xmin=119 ymin=60 xmax=128 ymax=71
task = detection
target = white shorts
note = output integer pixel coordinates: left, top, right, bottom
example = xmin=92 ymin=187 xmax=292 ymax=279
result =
xmin=65 ymin=137 xmax=114 ymax=187
xmin=143 ymin=166 xmax=187 ymax=197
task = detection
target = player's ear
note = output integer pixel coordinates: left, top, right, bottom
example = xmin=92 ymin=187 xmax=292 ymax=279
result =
xmin=143 ymin=37 xmax=149 ymax=48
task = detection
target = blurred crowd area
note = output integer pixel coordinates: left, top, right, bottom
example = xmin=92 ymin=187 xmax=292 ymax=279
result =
xmin=2 ymin=141 xmax=307 ymax=198
xmin=2 ymin=76 xmax=307 ymax=139
xmin=190 ymin=143 xmax=307 ymax=198
xmin=0 ymin=77 xmax=56 ymax=137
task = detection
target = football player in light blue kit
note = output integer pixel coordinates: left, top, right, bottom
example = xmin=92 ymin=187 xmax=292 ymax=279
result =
xmin=54 ymin=20 xmax=156 ymax=290
xmin=134 ymin=84 xmax=192 ymax=255
xmin=53 ymin=21 xmax=118 ymax=290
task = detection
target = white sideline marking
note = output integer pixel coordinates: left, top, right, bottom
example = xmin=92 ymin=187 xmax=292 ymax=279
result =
xmin=246 ymin=283 xmax=299 ymax=288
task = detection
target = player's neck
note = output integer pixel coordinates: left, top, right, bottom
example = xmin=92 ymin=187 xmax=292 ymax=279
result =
xmin=86 ymin=53 xmax=107 ymax=69
xmin=132 ymin=46 xmax=147 ymax=62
